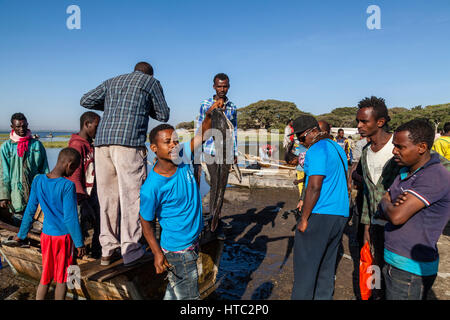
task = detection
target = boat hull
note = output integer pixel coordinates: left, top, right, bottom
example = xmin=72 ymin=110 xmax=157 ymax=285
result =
xmin=0 ymin=225 xmax=224 ymax=300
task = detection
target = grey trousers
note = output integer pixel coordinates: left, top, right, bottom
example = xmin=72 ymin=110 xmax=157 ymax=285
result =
xmin=95 ymin=145 xmax=147 ymax=264
xmin=292 ymin=214 xmax=348 ymax=300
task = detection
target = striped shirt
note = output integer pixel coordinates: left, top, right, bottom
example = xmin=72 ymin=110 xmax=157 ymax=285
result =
xmin=196 ymin=97 xmax=238 ymax=156
xmin=80 ymin=71 xmax=170 ymax=147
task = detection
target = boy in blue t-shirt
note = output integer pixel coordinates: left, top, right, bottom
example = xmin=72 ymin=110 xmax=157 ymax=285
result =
xmin=13 ymin=147 xmax=85 ymax=300
xmin=139 ymin=98 xmax=224 ymax=300
xmin=379 ymin=119 xmax=450 ymax=300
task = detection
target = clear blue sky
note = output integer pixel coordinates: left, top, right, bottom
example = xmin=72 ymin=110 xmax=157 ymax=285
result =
xmin=1 ymin=0 xmax=449 ymax=131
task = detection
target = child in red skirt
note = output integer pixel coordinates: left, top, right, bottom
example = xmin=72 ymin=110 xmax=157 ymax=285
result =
xmin=15 ymin=148 xmax=86 ymax=300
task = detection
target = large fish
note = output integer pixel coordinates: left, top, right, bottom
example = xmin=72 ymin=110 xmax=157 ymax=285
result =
xmin=207 ymin=108 xmax=241 ymax=232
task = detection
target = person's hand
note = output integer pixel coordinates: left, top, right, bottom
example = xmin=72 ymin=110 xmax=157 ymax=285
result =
xmin=234 ymin=156 xmax=238 ymax=164
xmin=394 ymin=192 xmax=408 ymax=206
xmin=297 ymin=218 xmax=308 ymax=233
xmin=77 ymin=247 xmax=86 ymax=258
xmin=297 ymin=200 xmax=303 ymax=211
xmin=154 ymin=251 xmax=172 ymax=274
xmin=205 ymin=99 xmax=224 ymax=118
xmin=363 ymin=224 xmax=371 ymax=246
xmin=293 ymin=179 xmax=300 ymax=185
xmin=0 ymin=200 xmax=10 ymax=209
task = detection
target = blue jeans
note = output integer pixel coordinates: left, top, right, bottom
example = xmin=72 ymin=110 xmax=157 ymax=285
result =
xmin=163 ymin=247 xmax=200 ymax=300
xmin=383 ymin=263 xmax=436 ymax=300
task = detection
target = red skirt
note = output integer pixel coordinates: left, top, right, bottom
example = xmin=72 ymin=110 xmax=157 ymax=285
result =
xmin=40 ymin=233 xmax=75 ymax=285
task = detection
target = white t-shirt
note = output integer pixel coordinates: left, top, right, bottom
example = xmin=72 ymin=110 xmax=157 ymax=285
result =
xmin=366 ymin=135 xmax=394 ymax=184
xmin=366 ymin=134 xmax=394 ymax=226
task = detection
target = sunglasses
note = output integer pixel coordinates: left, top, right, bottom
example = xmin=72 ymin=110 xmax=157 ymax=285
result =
xmin=298 ymin=127 xmax=316 ymax=142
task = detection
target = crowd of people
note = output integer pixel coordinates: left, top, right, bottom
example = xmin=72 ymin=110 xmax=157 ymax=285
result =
xmin=285 ymin=96 xmax=450 ymax=300
xmin=0 ymin=61 xmax=449 ymax=301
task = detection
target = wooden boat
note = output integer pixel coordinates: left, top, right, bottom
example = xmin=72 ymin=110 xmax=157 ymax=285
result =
xmin=0 ymin=215 xmax=224 ymax=300
xmin=202 ymin=159 xmax=298 ymax=189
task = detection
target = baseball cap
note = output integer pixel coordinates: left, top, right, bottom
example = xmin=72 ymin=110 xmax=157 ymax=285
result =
xmin=288 ymin=115 xmax=319 ymax=136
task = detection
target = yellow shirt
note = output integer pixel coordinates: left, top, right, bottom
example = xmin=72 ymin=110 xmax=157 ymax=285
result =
xmin=432 ymin=136 xmax=450 ymax=160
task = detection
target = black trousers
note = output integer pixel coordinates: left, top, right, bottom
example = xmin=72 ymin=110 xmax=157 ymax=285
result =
xmin=292 ymin=214 xmax=348 ymax=300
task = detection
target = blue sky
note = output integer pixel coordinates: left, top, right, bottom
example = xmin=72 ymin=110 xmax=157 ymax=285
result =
xmin=1 ymin=0 xmax=449 ymax=131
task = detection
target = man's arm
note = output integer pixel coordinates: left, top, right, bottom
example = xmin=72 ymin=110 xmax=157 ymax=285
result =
xmin=80 ymin=82 xmax=106 ymax=111
xmin=149 ymin=79 xmax=170 ymax=123
xmin=16 ymin=181 xmax=39 ymax=240
xmin=140 ymin=216 xmax=171 ymax=274
xmin=297 ymin=175 xmax=324 ymax=232
xmin=62 ymin=183 xmax=85 ymax=249
xmin=379 ymin=191 xmax=426 ymax=225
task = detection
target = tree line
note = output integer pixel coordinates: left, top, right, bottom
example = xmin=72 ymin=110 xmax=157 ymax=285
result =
xmin=176 ymin=100 xmax=450 ymax=132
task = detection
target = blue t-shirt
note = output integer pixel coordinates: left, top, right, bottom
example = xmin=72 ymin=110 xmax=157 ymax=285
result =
xmin=17 ymin=174 xmax=83 ymax=248
xmin=293 ymin=144 xmax=307 ymax=172
xmin=140 ymin=142 xmax=203 ymax=252
xmin=383 ymin=153 xmax=450 ymax=276
xmin=304 ymin=139 xmax=349 ymax=216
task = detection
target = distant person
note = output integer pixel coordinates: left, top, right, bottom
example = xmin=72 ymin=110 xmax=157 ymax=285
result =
xmin=290 ymin=115 xmax=349 ymax=300
xmin=68 ymin=111 xmax=101 ymax=258
xmin=283 ymin=119 xmax=294 ymax=149
xmin=0 ymin=113 xmax=49 ymax=226
xmin=293 ymin=142 xmax=307 ymax=198
xmin=13 ymin=148 xmax=85 ymax=300
xmin=378 ymin=119 xmax=450 ymax=300
xmin=80 ymin=61 xmax=170 ymax=266
xmin=356 ymin=96 xmax=394 ymax=300
xmin=194 ymin=73 xmax=237 ymax=185
xmin=318 ymin=120 xmax=331 ymax=135
xmin=432 ymin=122 xmax=450 ymax=160
xmin=140 ymin=100 xmax=223 ymax=300
xmin=335 ymin=129 xmax=351 ymax=164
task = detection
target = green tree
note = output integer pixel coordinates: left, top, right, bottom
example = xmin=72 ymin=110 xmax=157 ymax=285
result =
xmin=176 ymin=121 xmax=195 ymax=130
xmin=237 ymin=100 xmax=309 ymax=130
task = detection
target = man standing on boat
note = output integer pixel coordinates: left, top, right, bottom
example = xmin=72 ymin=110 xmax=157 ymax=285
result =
xmin=0 ymin=113 xmax=49 ymax=226
xmin=80 ymin=62 xmax=170 ymax=267
xmin=194 ymin=73 xmax=238 ymax=185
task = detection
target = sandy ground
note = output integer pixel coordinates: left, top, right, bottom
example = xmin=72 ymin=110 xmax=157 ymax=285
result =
xmin=1 ymin=187 xmax=449 ymax=300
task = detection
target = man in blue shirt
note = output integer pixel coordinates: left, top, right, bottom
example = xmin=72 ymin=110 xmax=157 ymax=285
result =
xmin=194 ymin=73 xmax=237 ymax=184
xmin=139 ymin=99 xmax=224 ymax=300
xmin=379 ymin=119 xmax=450 ymax=300
xmin=290 ymin=115 xmax=350 ymax=300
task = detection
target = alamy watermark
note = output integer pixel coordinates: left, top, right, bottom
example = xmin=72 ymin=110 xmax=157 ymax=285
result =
xmin=66 ymin=5 xmax=81 ymax=30
xmin=66 ymin=265 xmax=81 ymax=290
xmin=366 ymin=5 xmax=381 ymax=30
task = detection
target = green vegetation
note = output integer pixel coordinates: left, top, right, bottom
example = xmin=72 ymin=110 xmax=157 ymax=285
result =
xmin=318 ymin=103 xmax=450 ymax=131
xmin=237 ymin=100 xmax=310 ymax=131
xmin=176 ymin=121 xmax=195 ymax=130
xmin=234 ymin=100 xmax=449 ymax=132
xmin=42 ymin=141 xmax=69 ymax=149
xmin=317 ymin=107 xmax=359 ymax=128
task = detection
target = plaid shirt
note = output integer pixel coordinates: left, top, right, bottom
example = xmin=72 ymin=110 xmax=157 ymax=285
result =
xmin=196 ymin=97 xmax=238 ymax=156
xmin=80 ymin=71 xmax=170 ymax=147
xmin=360 ymin=145 xmax=450 ymax=225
